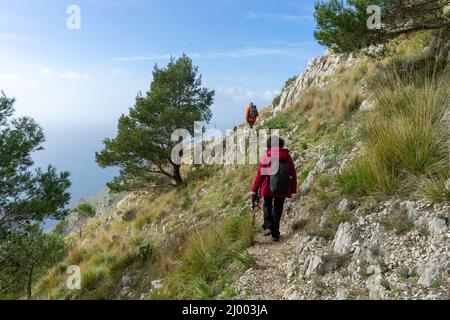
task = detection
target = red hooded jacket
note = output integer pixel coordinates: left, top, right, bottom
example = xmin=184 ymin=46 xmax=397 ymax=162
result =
xmin=251 ymin=147 xmax=298 ymax=198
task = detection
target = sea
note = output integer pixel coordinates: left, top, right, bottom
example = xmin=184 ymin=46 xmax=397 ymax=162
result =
xmin=33 ymin=123 xmax=119 ymax=231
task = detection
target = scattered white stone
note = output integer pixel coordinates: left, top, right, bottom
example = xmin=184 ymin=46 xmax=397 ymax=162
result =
xmin=338 ymin=199 xmax=350 ymax=212
xmin=428 ymin=218 xmax=447 ymax=236
xmin=405 ymin=201 xmax=420 ymax=222
xmin=359 ymin=99 xmax=375 ymax=111
xmin=151 ymin=279 xmax=164 ymax=289
xmin=445 ymin=179 xmax=450 ymax=191
xmin=305 ymin=255 xmax=322 ymax=277
xmin=336 ymin=288 xmax=348 ymax=300
xmin=333 ymin=222 xmax=353 ymax=255
xmin=418 ymin=262 xmax=441 ymax=287
xmin=366 ymin=266 xmax=389 ymax=300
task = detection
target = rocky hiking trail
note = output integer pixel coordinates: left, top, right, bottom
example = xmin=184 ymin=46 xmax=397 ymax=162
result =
xmin=237 ymin=210 xmax=297 ymax=300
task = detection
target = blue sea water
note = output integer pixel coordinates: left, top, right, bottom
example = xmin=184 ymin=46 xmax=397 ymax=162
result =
xmin=33 ymin=123 xmax=119 ymax=230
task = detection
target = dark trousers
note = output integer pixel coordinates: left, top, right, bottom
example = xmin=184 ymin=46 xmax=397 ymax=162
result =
xmin=248 ymin=121 xmax=255 ymax=129
xmin=262 ymin=196 xmax=286 ymax=238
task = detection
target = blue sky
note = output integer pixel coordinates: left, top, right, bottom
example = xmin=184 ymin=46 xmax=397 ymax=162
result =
xmin=0 ymin=0 xmax=325 ymax=203
xmin=0 ymin=0 xmax=325 ymax=129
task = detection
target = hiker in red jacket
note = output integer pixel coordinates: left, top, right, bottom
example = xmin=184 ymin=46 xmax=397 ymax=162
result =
xmin=251 ymin=136 xmax=297 ymax=241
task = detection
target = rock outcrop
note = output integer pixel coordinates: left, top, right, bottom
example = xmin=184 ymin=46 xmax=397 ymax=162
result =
xmin=273 ymin=51 xmax=357 ymax=113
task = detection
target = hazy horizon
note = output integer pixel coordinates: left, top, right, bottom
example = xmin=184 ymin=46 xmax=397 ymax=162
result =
xmin=1 ymin=0 xmax=325 ymax=208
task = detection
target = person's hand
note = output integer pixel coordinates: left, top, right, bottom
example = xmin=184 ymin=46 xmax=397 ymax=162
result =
xmin=251 ymin=192 xmax=260 ymax=206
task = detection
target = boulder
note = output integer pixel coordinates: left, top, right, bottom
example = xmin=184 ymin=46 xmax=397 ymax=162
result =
xmin=369 ymin=223 xmax=385 ymax=247
xmin=300 ymin=156 xmax=329 ymax=194
xmin=314 ymin=155 xmax=330 ymax=173
xmin=359 ymin=99 xmax=375 ymax=111
xmin=405 ymin=201 xmax=420 ymax=222
xmin=338 ymin=199 xmax=350 ymax=212
xmin=366 ymin=265 xmax=389 ymax=300
xmin=418 ymin=262 xmax=441 ymax=287
xmin=428 ymin=218 xmax=447 ymax=236
xmin=305 ymin=255 xmax=322 ymax=277
xmin=336 ymin=288 xmax=348 ymax=300
xmin=333 ymin=222 xmax=353 ymax=255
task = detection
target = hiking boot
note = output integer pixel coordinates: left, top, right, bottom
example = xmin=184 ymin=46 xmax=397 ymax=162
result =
xmin=272 ymin=236 xmax=280 ymax=242
xmin=262 ymin=229 xmax=271 ymax=236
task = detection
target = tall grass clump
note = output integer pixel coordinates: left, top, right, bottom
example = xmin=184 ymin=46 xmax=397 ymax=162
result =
xmin=340 ymin=61 xmax=449 ymax=197
xmin=154 ymin=213 xmax=255 ymax=299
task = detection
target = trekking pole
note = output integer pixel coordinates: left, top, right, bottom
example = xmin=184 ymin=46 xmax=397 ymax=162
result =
xmin=251 ymin=194 xmax=260 ymax=227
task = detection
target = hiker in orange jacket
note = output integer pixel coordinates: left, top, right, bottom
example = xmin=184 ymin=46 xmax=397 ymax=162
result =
xmin=246 ymin=102 xmax=259 ymax=129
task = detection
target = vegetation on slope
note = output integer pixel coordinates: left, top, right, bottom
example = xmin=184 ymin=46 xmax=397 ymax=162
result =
xmin=34 ymin=164 xmax=256 ymax=300
xmin=34 ymin=29 xmax=450 ymax=300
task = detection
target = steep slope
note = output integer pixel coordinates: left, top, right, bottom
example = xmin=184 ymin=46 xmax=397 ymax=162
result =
xmin=36 ymin=32 xmax=449 ymax=300
xmin=238 ymin=33 xmax=450 ymax=300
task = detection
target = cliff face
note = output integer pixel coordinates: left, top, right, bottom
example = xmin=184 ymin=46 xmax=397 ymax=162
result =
xmin=274 ymin=52 xmax=357 ymax=113
xmin=62 ymin=188 xmax=125 ymax=235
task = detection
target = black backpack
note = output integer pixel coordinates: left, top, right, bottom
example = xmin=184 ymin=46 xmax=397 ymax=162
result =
xmin=250 ymin=105 xmax=258 ymax=119
xmin=269 ymin=160 xmax=291 ymax=194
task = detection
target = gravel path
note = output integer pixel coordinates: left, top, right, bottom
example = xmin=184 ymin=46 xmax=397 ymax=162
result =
xmin=237 ymin=213 xmax=296 ymax=300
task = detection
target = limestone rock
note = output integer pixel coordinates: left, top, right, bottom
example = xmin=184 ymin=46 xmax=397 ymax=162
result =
xmin=405 ymin=201 xmax=420 ymax=222
xmin=359 ymin=99 xmax=375 ymax=111
xmin=333 ymin=222 xmax=353 ymax=255
xmin=445 ymin=178 xmax=450 ymax=191
xmin=305 ymin=255 xmax=322 ymax=277
xmin=274 ymin=53 xmax=356 ymax=113
xmin=336 ymin=288 xmax=348 ymax=300
xmin=366 ymin=266 xmax=389 ymax=300
xmin=338 ymin=199 xmax=350 ymax=212
xmin=418 ymin=262 xmax=441 ymax=287
xmin=428 ymin=218 xmax=447 ymax=236
xmin=300 ymin=155 xmax=330 ymax=194
xmin=151 ymin=279 xmax=164 ymax=289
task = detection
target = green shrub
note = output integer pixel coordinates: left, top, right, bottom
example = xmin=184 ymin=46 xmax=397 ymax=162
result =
xmin=81 ymin=265 xmax=108 ymax=291
xmin=154 ymin=214 xmax=255 ymax=299
xmin=272 ymin=94 xmax=281 ymax=107
xmin=110 ymin=251 xmax=140 ymax=274
xmin=292 ymin=219 xmax=309 ymax=232
xmin=421 ymin=178 xmax=450 ymax=203
xmin=327 ymin=208 xmax=355 ymax=226
xmin=299 ymin=165 xmax=314 ymax=183
xmin=381 ymin=208 xmax=414 ymax=235
xmin=307 ymin=225 xmax=335 ymax=241
xmin=261 ymin=112 xmax=290 ymax=130
xmin=339 ymin=64 xmax=449 ymax=197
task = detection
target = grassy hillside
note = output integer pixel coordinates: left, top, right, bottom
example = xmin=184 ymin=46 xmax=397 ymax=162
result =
xmin=35 ymin=32 xmax=449 ymax=300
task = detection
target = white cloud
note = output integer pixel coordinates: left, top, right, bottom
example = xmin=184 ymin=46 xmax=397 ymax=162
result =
xmin=244 ymin=11 xmax=313 ymax=23
xmin=40 ymin=67 xmax=53 ymax=76
xmin=217 ymin=86 xmax=280 ymax=104
xmin=114 ymin=47 xmax=309 ymax=62
xmin=60 ymin=70 xmax=93 ymax=80
xmin=0 ymin=73 xmax=38 ymax=89
xmin=39 ymin=67 xmax=93 ymax=80
xmin=0 ymin=33 xmax=29 ymax=41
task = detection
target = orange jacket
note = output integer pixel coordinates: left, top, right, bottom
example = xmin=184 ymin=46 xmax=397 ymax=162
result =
xmin=246 ymin=105 xmax=258 ymax=122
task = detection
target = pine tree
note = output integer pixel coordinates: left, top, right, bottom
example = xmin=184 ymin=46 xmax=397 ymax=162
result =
xmin=314 ymin=0 xmax=450 ymax=53
xmin=96 ymin=55 xmax=214 ymax=190
xmin=0 ymin=224 xmax=65 ymax=299
xmin=0 ymin=92 xmax=71 ymax=299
